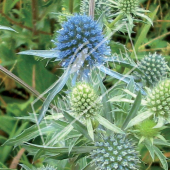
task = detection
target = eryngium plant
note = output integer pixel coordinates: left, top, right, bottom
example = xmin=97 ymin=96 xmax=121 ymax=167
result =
xmin=108 ymin=0 xmax=152 ymax=24
xmin=139 ymin=53 xmax=168 ymax=85
xmin=70 ymin=82 xmax=102 ymax=118
xmin=80 ymin=0 xmax=112 ymax=19
xmin=91 ymin=134 xmax=140 ymax=170
xmin=147 ymin=79 xmax=170 ymax=123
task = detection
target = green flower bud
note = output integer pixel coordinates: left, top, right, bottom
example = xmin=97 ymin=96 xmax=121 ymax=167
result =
xmin=91 ymin=134 xmax=141 ymax=170
xmin=139 ymin=53 xmax=168 ymax=85
xmin=70 ymin=82 xmax=102 ymax=118
xmin=118 ymin=0 xmax=138 ymax=14
xmin=136 ymin=119 xmax=160 ymax=138
xmin=147 ymin=79 xmax=170 ymax=120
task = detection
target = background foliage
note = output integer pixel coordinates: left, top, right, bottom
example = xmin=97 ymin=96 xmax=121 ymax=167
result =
xmin=0 ymin=0 xmax=170 ymax=169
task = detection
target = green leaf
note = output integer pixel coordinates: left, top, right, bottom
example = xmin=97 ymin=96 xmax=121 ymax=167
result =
xmin=17 ymin=55 xmax=56 ymax=93
xmin=62 ymin=111 xmax=91 ymax=140
xmin=145 ymin=140 xmax=155 ymax=161
xmin=95 ymin=115 xmax=124 ymax=134
xmin=153 ymin=146 xmax=168 ymax=170
xmin=18 ymin=50 xmax=60 ymax=59
xmin=125 ymin=111 xmax=153 ymax=129
xmin=122 ymin=91 xmax=141 ymax=130
xmin=4 ymin=122 xmax=56 ymax=146
xmin=131 ymin=6 xmax=159 ymax=58
xmin=153 ymin=139 xmax=170 ymax=147
xmin=86 ymin=118 xmax=94 ymax=141
xmin=82 ymin=163 xmax=96 ymax=170
xmin=0 ymin=25 xmax=17 ymax=32
xmin=98 ymin=77 xmax=112 ymax=123
xmin=22 ymin=143 xmax=96 ymax=154
xmin=37 ymin=70 xmax=70 ymax=124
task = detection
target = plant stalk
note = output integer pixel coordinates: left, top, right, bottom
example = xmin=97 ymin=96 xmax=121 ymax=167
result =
xmin=109 ymin=14 xmax=123 ymax=28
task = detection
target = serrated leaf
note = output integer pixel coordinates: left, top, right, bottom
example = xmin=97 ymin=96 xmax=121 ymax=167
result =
xmin=62 ymin=111 xmax=91 ymax=140
xmin=125 ymin=111 xmax=153 ymax=129
xmin=122 ymin=91 xmax=141 ymax=130
xmin=98 ymin=77 xmax=112 ymax=122
xmin=18 ymin=50 xmax=60 ymax=59
xmin=97 ymin=64 xmax=131 ymax=84
xmin=86 ymin=118 xmax=94 ymax=141
xmin=82 ymin=163 xmax=96 ymax=170
xmin=37 ymin=70 xmax=70 ymax=124
xmin=153 ymin=139 xmax=170 ymax=147
xmin=153 ymin=146 xmax=168 ymax=170
xmin=4 ymin=122 xmax=56 ymax=146
xmin=145 ymin=140 xmax=155 ymax=161
xmin=22 ymin=143 xmax=96 ymax=154
xmin=95 ymin=115 xmax=124 ymax=134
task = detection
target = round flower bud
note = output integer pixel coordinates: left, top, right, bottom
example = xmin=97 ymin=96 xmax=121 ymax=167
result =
xmin=91 ymin=134 xmax=141 ymax=170
xmin=139 ymin=53 xmax=168 ymax=85
xmin=70 ymin=82 xmax=102 ymax=118
xmin=55 ymin=15 xmax=110 ymax=68
xmin=136 ymin=119 xmax=160 ymax=138
xmin=118 ymin=0 xmax=138 ymax=14
xmin=37 ymin=165 xmax=56 ymax=170
xmin=146 ymin=79 xmax=170 ymax=120
xmin=80 ymin=0 xmax=112 ymax=19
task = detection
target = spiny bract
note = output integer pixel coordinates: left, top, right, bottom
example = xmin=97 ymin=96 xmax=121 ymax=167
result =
xmin=91 ymin=134 xmax=140 ymax=170
xmin=56 ymin=15 xmax=109 ymax=68
xmin=136 ymin=119 xmax=160 ymax=138
xmin=147 ymin=79 xmax=170 ymax=121
xmin=37 ymin=165 xmax=56 ymax=170
xmin=70 ymin=82 xmax=102 ymax=118
xmin=80 ymin=0 xmax=111 ymax=19
xmin=118 ymin=0 xmax=138 ymax=14
xmin=139 ymin=53 xmax=167 ymax=85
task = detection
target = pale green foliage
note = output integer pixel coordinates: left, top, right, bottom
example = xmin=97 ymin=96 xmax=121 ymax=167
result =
xmin=80 ymin=0 xmax=112 ymax=19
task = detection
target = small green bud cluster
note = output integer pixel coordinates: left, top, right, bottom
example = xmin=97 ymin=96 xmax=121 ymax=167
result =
xmin=139 ymin=53 xmax=167 ymax=85
xmin=136 ymin=119 xmax=160 ymax=138
xmin=91 ymin=134 xmax=140 ymax=170
xmin=70 ymin=83 xmax=102 ymax=118
xmin=37 ymin=165 xmax=56 ymax=170
xmin=147 ymin=79 xmax=170 ymax=120
xmin=118 ymin=0 xmax=138 ymax=14
xmin=80 ymin=0 xmax=111 ymax=18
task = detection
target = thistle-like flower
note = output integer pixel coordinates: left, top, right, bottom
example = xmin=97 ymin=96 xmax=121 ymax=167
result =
xmin=70 ymin=82 xmax=102 ymax=118
xmin=146 ymin=79 xmax=170 ymax=123
xmin=37 ymin=165 xmax=56 ymax=170
xmin=138 ymin=53 xmax=168 ymax=85
xmin=91 ymin=134 xmax=140 ymax=170
xmin=80 ymin=0 xmax=112 ymax=20
xmin=108 ymin=0 xmax=152 ymax=25
xmin=55 ymin=14 xmax=110 ymax=68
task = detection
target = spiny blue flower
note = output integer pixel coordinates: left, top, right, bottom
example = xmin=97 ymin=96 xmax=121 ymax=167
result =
xmin=55 ymin=14 xmax=110 ymax=68
xmin=91 ymin=134 xmax=141 ymax=170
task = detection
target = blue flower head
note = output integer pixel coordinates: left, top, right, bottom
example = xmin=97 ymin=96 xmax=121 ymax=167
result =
xmin=55 ymin=14 xmax=110 ymax=68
